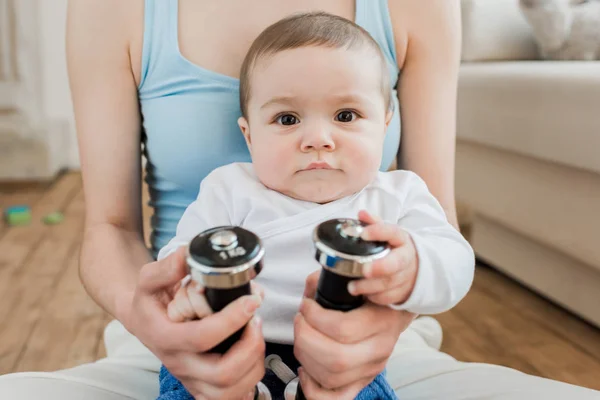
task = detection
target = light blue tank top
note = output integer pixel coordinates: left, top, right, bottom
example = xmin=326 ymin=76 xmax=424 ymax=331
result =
xmin=139 ymin=0 xmax=401 ymax=256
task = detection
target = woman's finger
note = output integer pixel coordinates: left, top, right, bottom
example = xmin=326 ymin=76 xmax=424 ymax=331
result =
xmin=298 ymin=297 xmax=385 ymax=343
xmin=294 ymin=312 xmax=390 ymax=378
xmin=298 ymin=368 xmax=371 ymax=400
xmin=294 ymin=342 xmax=385 ymax=392
xmin=186 ymin=356 xmax=265 ymax=400
xmin=217 ymin=316 xmax=266 ymax=382
xmin=298 ymin=367 xmax=337 ymax=400
xmin=165 ymin=293 xmax=262 ymax=353
xmin=176 ymin=315 xmax=264 ymax=386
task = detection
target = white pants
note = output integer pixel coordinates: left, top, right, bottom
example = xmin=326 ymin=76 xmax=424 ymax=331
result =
xmin=0 ymin=319 xmax=598 ymax=400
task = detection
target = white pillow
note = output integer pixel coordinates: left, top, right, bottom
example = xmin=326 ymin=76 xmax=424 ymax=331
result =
xmin=461 ymin=0 xmax=540 ymax=61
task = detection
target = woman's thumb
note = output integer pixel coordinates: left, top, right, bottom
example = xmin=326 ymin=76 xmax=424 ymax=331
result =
xmin=139 ymin=246 xmax=188 ymax=293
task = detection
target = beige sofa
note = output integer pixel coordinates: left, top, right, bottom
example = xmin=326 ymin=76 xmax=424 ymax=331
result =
xmin=457 ymin=0 xmax=600 ymax=328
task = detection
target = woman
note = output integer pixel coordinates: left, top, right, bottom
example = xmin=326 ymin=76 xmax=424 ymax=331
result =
xmin=0 ymin=0 xmax=597 ymax=399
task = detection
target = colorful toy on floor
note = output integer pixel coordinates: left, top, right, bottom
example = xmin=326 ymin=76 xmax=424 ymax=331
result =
xmin=43 ymin=211 xmax=64 ymax=225
xmin=3 ymin=205 xmax=32 ymax=226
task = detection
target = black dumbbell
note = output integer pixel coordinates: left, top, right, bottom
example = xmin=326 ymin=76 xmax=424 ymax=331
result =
xmin=186 ymin=226 xmax=271 ymax=399
xmin=291 ymin=218 xmax=390 ymax=400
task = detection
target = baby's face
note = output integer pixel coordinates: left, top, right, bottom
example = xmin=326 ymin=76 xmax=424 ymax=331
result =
xmin=239 ymin=46 xmax=392 ymax=204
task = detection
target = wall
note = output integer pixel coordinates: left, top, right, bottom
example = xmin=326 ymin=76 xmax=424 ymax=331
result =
xmin=0 ymin=0 xmax=79 ymax=179
xmin=39 ymin=0 xmax=79 ymax=168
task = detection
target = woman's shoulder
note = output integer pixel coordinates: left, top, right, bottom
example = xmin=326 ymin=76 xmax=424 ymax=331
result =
xmin=387 ymin=0 xmax=461 ymax=69
xmin=67 ymin=0 xmax=143 ymax=41
xmin=67 ymin=0 xmax=145 ymax=85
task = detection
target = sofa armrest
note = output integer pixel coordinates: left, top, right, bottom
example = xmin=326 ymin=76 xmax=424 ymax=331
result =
xmin=461 ymin=0 xmax=540 ymax=62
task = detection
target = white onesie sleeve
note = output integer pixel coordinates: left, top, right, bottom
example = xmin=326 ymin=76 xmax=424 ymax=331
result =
xmin=389 ymin=173 xmax=475 ymax=315
xmin=156 ymin=180 xmax=233 ymax=261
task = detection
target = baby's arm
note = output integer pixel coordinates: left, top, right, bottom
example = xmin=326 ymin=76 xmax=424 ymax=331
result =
xmin=351 ymin=172 xmax=475 ymax=315
xmin=390 ymin=173 xmax=475 ymax=314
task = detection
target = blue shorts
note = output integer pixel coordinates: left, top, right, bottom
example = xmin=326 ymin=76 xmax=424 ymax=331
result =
xmin=157 ymin=342 xmax=398 ymax=400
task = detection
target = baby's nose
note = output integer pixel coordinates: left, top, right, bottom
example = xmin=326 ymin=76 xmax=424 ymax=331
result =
xmin=300 ymin=127 xmax=335 ymax=151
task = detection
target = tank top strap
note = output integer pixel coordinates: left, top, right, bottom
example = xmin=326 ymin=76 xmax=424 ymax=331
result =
xmin=138 ymin=0 xmax=180 ymax=91
xmin=355 ymin=0 xmax=399 ymax=70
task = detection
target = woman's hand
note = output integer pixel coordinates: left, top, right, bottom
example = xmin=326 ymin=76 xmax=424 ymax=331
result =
xmin=126 ymin=246 xmax=266 ymax=400
xmin=294 ymin=271 xmax=416 ymax=400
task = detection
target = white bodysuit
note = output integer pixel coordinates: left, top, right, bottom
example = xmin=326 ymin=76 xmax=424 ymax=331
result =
xmin=157 ymin=162 xmax=475 ymax=344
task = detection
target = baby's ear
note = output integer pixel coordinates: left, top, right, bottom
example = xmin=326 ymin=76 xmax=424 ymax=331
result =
xmin=238 ymin=116 xmax=252 ymax=149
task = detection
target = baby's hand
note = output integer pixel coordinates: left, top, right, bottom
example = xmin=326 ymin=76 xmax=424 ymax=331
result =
xmin=167 ymin=276 xmax=214 ymax=322
xmin=167 ymin=277 xmax=265 ymax=322
xmin=347 ymin=210 xmax=419 ymax=307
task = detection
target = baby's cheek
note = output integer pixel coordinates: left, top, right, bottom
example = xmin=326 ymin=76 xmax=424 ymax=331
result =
xmin=349 ymin=140 xmax=380 ymax=169
xmin=345 ymin=142 xmax=381 ymax=185
xmin=253 ymin=141 xmax=294 ymax=185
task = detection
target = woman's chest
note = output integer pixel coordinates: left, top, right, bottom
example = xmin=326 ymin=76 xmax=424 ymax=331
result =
xmin=177 ymin=0 xmax=356 ymax=79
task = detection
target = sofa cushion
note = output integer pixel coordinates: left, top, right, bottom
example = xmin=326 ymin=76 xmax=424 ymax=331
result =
xmin=457 ymin=61 xmax=600 ymax=175
xmin=456 ymin=142 xmax=600 ymax=272
xmin=461 ymin=0 xmax=539 ymax=61
xmin=472 ymin=214 xmax=600 ymax=328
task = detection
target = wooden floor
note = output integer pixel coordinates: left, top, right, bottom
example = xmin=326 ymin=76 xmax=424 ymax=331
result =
xmin=1 ymin=172 xmax=599 ymax=391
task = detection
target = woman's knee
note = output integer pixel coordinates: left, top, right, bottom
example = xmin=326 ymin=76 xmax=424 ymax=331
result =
xmin=386 ymin=355 xmax=600 ymax=400
xmin=0 ymin=372 xmax=130 ymax=400
xmin=0 ymin=360 xmax=159 ymax=400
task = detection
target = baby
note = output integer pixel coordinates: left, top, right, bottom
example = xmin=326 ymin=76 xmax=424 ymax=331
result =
xmin=157 ymin=11 xmax=475 ymax=400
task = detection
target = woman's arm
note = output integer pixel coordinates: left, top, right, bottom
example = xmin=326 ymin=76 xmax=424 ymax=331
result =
xmin=389 ymin=0 xmax=462 ymax=229
xmin=67 ymin=4 xmax=266 ymax=398
xmin=66 ymin=0 xmax=149 ymax=322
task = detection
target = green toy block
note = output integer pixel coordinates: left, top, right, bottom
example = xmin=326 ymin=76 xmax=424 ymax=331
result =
xmin=4 ymin=206 xmax=32 ymax=226
xmin=43 ymin=212 xmax=64 ymax=225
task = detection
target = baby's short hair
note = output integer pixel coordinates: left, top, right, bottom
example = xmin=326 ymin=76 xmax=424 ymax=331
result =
xmin=239 ymin=11 xmax=392 ymax=118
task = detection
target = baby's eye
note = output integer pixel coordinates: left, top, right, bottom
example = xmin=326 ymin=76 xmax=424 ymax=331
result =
xmin=277 ymin=114 xmax=299 ymax=126
xmin=335 ymin=110 xmax=356 ymax=123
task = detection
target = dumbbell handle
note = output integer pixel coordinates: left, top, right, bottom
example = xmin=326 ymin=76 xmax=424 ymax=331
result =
xmin=205 ymin=282 xmax=252 ymax=354
xmin=314 ymin=268 xmax=364 ymax=311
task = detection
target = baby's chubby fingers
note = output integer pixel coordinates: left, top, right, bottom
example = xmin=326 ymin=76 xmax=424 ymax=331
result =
xmin=167 ymin=281 xmax=212 ymax=322
xmin=348 ymin=265 xmax=413 ymax=297
xmin=357 ymin=209 xmax=381 ymax=225
xmin=361 ymin=245 xmax=414 ymax=279
xmin=250 ymin=281 xmax=266 ymax=300
xmin=168 ymin=279 xmax=265 ymax=322
xmin=360 ymin=219 xmax=410 ymax=248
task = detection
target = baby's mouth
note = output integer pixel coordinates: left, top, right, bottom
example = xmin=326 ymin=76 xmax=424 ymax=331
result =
xmin=304 ymin=161 xmax=333 ymax=170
